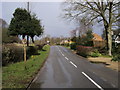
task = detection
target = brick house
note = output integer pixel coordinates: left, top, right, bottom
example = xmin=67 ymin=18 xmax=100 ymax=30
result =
xmin=92 ymin=33 xmax=105 ymax=47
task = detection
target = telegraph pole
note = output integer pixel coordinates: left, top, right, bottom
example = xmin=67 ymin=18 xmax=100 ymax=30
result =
xmin=27 ymin=2 xmax=29 ymax=11
xmin=27 ymin=2 xmax=29 ymax=46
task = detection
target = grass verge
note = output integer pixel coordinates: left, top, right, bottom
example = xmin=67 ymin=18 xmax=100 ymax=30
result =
xmin=2 ymin=45 xmax=50 ymax=88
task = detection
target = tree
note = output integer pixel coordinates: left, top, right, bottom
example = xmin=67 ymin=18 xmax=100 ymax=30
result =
xmin=8 ymin=8 xmax=44 ymax=45
xmin=62 ymin=0 xmax=119 ymax=56
xmin=77 ymin=30 xmax=93 ymax=46
xmin=0 ymin=19 xmax=21 ymax=43
xmin=70 ymin=29 xmax=77 ymax=42
xmin=2 ymin=28 xmax=21 ymax=43
xmin=8 ymin=8 xmax=31 ymax=39
xmin=28 ymin=15 xmax=44 ymax=43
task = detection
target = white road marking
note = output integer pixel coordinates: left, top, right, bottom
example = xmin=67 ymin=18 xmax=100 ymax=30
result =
xmin=70 ymin=61 xmax=77 ymax=68
xmin=65 ymin=57 xmax=69 ymax=60
xmin=57 ymin=47 xmax=65 ymax=57
xmin=111 ymin=84 xmax=116 ymax=88
xmin=82 ymin=72 xmax=104 ymax=90
xmin=62 ymin=53 xmax=65 ymax=56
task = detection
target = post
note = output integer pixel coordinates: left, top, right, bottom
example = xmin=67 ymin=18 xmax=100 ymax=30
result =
xmin=24 ymin=44 xmax=26 ymax=63
xmin=27 ymin=2 xmax=29 ymax=46
xmin=22 ymin=39 xmax=27 ymax=69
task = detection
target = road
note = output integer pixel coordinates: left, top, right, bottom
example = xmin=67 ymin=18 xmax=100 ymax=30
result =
xmin=29 ymin=46 xmax=119 ymax=89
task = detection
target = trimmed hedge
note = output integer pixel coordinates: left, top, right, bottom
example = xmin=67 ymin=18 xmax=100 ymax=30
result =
xmin=2 ymin=44 xmax=45 ymax=66
xmin=76 ymin=45 xmax=93 ymax=57
xmin=2 ymin=44 xmax=24 ymax=66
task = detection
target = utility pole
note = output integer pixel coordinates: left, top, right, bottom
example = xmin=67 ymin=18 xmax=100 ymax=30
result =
xmin=22 ymin=38 xmax=27 ymax=70
xmin=27 ymin=2 xmax=29 ymax=46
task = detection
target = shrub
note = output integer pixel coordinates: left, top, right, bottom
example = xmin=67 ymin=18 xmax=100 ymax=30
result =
xmin=2 ymin=44 xmax=42 ymax=66
xmin=112 ymin=54 xmax=120 ymax=62
xmin=70 ymin=43 xmax=76 ymax=50
xmin=84 ymin=41 xmax=93 ymax=46
xmin=2 ymin=44 xmax=23 ymax=66
xmin=76 ymin=45 xmax=93 ymax=57
xmin=90 ymin=52 xmax=101 ymax=57
xmin=26 ymin=46 xmax=39 ymax=59
xmin=97 ymin=46 xmax=108 ymax=54
xmin=64 ymin=43 xmax=69 ymax=47
xmin=2 ymin=46 xmax=12 ymax=66
xmin=35 ymin=44 xmax=45 ymax=50
xmin=90 ymin=49 xmax=101 ymax=57
xmin=112 ymin=44 xmax=120 ymax=54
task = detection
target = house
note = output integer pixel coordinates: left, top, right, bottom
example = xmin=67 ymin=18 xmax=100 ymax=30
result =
xmin=92 ymin=33 xmax=105 ymax=47
xmin=115 ymin=35 xmax=120 ymax=44
xmin=112 ymin=30 xmax=120 ymax=46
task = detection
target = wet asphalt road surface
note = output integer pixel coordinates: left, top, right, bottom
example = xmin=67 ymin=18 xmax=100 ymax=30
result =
xmin=29 ymin=46 xmax=118 ymax=89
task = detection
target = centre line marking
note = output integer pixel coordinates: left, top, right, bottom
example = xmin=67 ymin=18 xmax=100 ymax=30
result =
xmin=82 ymin=72 xmax=104 ymax=90
xmin=70 ymin=61 xmax=77 ymax=68
xmin=65 ymin=57 xmax=69 ymax=60
xmin=62 ymin=53 xmax=65 ymax=56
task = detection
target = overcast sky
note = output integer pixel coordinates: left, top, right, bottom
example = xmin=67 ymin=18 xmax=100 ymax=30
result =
xmin=1 ymin=2 xmax=103 ymax=37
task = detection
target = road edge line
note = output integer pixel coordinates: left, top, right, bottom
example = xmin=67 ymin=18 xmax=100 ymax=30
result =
xmin=82 ymin=72 xmax=104 ymax=90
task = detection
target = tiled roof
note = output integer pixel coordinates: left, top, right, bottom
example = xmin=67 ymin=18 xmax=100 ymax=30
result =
xmin=92 ymin=33 xmax=103 ymax=41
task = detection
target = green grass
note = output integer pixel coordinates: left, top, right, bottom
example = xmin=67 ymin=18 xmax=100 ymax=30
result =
xmin=2 ymin=45 xmax=50 ymax=88
xmin=65 ymin=46 xmax=70 ymax=49
xmin=100 ymin=54 xmax=112 ymax=58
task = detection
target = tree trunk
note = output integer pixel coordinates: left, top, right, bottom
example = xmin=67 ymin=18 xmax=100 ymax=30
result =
xmin=103 ymin=22 xmax=109 ymax=51
xmin=31 ymin=36 xmax=34 ymax=43
xmin=22 ymin=35 xmax=25 ymax=39
xmin=107 ymin=2 xmax=113 ymax=56
xmin=108 ymin=27 xmax=112 ymax=56
xmin=27 ymin=35 xmax=29 ymax=46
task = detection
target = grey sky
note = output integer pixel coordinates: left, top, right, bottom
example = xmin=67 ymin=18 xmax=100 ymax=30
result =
xmin=1 ymin=2 xmax=103 ymax=37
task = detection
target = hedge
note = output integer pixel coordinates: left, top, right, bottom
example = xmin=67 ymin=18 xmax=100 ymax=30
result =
xmin=2 ymin=44 xmax=45 ymax=66
xmin=76 ymin=45 xmax=93 ymax=57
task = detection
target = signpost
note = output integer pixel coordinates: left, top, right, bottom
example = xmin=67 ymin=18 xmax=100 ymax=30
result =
xmin=22 ymin=39 xmax=27 ymax=69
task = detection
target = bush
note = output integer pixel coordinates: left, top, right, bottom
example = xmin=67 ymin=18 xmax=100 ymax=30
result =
xmin=112 ymin=54 xmax=120 ymax=62
xmin=35 ymin=44 xmax=45 ymax=50
xmin=97 ymin=46 xmax=108 ymax=54
xmin=2 ymin=46 xmax=12 ymax=66
xmin=84 ymin=41 xmax=93 ymax=46
xmin=112 ymin=44 xmax=120 ymax=54
xmin=64 ymin=43 xmax=69 ymax=47
xmin=90 ymin=49 xmax=101 ymax=57
xmin=26 ymin=46 xmax=39 ymax=59
xmin=2 ymin=44 xmax=42 ymax=66
xmin=76 ymin=45 xmax=93 ymax=57
xmin=90 ymin=52 xmax=101 ymax=57
xmin=2 ymin=44 xmax=23 ymax=66
xmin=70 ymin=43 xmax=76 ymax=50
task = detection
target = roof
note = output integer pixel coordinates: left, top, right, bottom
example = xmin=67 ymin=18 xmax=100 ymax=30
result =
xmin=115 ymin=35 xmax=120 ymax=41
xmin=92 ymin=33 xmax=103 ymax=41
